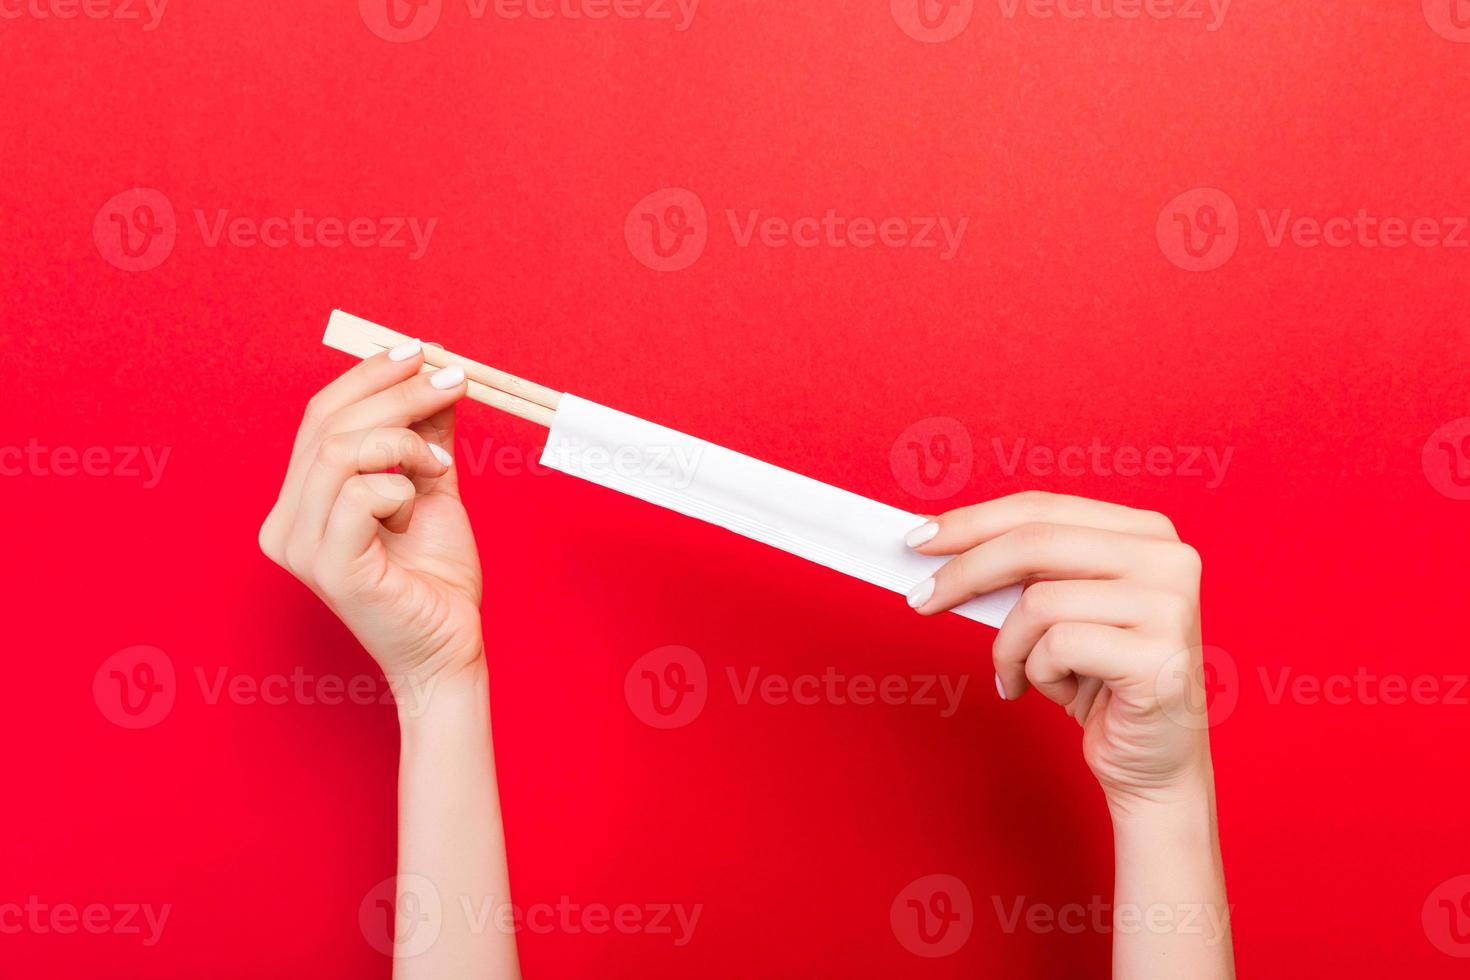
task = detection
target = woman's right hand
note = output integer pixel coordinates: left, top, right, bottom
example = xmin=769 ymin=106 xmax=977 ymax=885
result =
xmin=258 ymin=340 xmax=485 ymax=701
xmin=906 ymin=492 xmax=1234 ymax=977
xmin=904 ymin=491 xmax=1212 ymax=814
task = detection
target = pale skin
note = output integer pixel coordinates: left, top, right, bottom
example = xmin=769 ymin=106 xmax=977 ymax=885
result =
xmin=905 ymin=495 xmax=1234 ymax=978
xmin=261 ymin=347 xmax=1233 ymax=978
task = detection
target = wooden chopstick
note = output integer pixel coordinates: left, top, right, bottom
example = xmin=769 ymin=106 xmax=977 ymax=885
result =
xmin=419 ymin=343 xmax=561 ymax=411
xmin=323 ymin=310 xmax=559 ymax=428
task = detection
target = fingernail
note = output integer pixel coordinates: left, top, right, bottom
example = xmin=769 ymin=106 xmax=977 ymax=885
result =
xmin=904 ymin=521 xmax=940 ymax=548
xmin=906 ymin=578 xmax=935 ymax=609
xmin=428 ymin=443 xmax=453 ymax=467
xmin=429 ymin=365 xmax=465 ymax=389
xmin=388 ymin=339 xmax=422 ymax=362
xmin=995 ymin=673 xmax=1008 ymax=700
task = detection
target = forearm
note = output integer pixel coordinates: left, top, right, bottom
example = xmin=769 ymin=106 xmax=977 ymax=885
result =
xmin=393 ymin=658 xmax=520 ymax=980
xmin=1109 ymin=768 xmax=1234 ymax=980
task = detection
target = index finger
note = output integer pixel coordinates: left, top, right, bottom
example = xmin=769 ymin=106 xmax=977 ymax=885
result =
xmin=262 ymin=340 xmax=426 ymax=554
xmin=299 ymin=339 xmax=426 ymax=442
xmin=907 ymin=522 xmax=1183 ymax=616
xmin=905 ymin=490 xmax=1178 ymax=555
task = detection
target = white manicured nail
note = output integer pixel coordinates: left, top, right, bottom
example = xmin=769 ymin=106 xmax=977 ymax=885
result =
xmin=429 ymin=365 xmax=465 ymax=389
xmin=904 ymin=521 xmax=940 ymax=548
xmin=906 ymin=578 xmax=935 ymax=609
xmin=428 ymin=443 xmax=453 ymax=467
xmin=388 ymin=339 xmax=422 ymax=362
xmin=995 ymin=673 xmax=1008 ymax=700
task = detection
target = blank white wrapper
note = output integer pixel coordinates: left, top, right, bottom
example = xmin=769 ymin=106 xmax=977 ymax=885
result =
xmin=539 ymin=394 xmax=1021 ymax=629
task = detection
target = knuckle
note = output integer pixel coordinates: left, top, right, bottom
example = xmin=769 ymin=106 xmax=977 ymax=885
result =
xmin=302 ymin=394 xmax=329 ymax=427
xmin=1015 ymin=581 xmax=1059 ymax=623
xmin=391 ymin=383 xmax=419 ymax=417
xmin=991 ymin=623 xmax=1024 ymax=667
xmin=318 ymin=431 xmax=359 ymax=467
xmin=282 ymin=539 xmax=314 ymax=579
xmin=1040 ymin=621 xmax=1087 ymax=658
xmin=360 ymin=429 xmax=419 ymax=469
xmin=1014 ymin=489 xmax=1054 ymax=519
xmin=1043 ymin=622 xmax=1077 ymax=651
xmin=1029 ymin=625 xmax=1056 ymax=662
xmin=257 ymin=515 xmax=285 ymax=566
xmin=340 ymin=475 xmax=375 ymax=507
xmin=352 ymin=472 xmax=415 ymax=507
xmin=1013 ymin=520 xmax=1057 ymax=551
xmin=1024 ymin=651 xmax=1051 ymax=685
xmin=1137 ymin=508 xmax=1179 ymax=539
xmin=388 ymin=427 xmax=426 ymax=459
xmin=941 ymin=551 xmax=978 ymax=591
xmin=315 ymin=406 xmax=350 ymax=439
xmin=383 ymin=472 xmax=416 ymax=497
xmin=1169 ymin=541 xmax=1203 ymax=577
xmin=1158 ymin=590 xmax=1197 ymax=630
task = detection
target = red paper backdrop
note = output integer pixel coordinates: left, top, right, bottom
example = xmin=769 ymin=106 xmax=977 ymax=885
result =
xmin=3 ymin=1 xmax=1468 ymax=976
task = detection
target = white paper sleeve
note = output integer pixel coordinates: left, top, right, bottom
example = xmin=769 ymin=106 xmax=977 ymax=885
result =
xmin=539 ymin=394 xmax=1021 ymax=629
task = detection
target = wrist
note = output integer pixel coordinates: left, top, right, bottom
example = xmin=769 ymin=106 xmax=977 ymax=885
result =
xmin=1110 ymin=784 xmax=1213 ymax=843
xmin=1101 ymin=733 xmax=1216 ymax=810
xmin=392 ymin=653 xmax=490 ymax=730
xmin=1107 ymin=762 xmax=1220 ymax=863
xmin=1109 ymin=778 xmax=1234 ymax=978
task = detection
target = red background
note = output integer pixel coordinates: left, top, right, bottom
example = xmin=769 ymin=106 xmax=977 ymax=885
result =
xmin=4 ymin=1 xmax=1468 ymax=976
